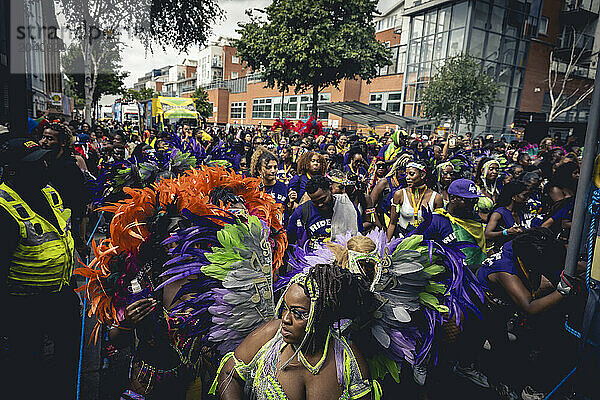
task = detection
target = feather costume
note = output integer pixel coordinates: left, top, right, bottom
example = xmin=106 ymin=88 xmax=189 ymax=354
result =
xmin=76 ymin=166 xmax=286 ymax=346
xmin=279 ymin=227 xmax=484 ymax=381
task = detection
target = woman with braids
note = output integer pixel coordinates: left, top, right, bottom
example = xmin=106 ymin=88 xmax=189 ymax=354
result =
xmin=484 ymin=181 xmax=527 ymax=254
xmin=251 ymin=146 xmax=288 ymax=205
xmin=287 ymin=151 xmax=326 ymax=208
xmin=435 ymin=161 xmax=456 ymax=206
xmin=474 ymin=158 xmax=500 ymax=199
xmin=212 ymin=263 xmax=376 ymax=400
xmin=369 ymin=154 xmax=410 ymax=228
xmin=387 ymin=161 xmax=443 ymax=240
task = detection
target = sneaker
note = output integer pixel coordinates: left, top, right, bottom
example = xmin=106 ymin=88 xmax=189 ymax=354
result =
xmin=412 ymin=362 xmax=427 ymax=386
xmin=496 ymin=383 xmax=520 ymax=400
xmin=453 ymin=362 xmax=490 ymax=388
xmin=521 ymin=386 xmax=545 ymax=400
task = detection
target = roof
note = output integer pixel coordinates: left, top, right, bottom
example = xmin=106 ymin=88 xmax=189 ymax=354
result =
xmin=319 ymin=101 xmax=431 ymax=128
xmin=403 ymin=0 xmax=454 ymax=16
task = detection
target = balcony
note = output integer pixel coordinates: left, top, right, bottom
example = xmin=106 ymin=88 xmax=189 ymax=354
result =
xmin=554 ymin=30 xmax=594 ymax=61
xmin=561 ymin=0 xmax=599 ymax=26
xmin=551 ymin=60 xmax=595 ymax=79
xmin=180 ymin=85 xmax=196 ymax=93
xmin=211 ymin=59 xmax=223 ymax=68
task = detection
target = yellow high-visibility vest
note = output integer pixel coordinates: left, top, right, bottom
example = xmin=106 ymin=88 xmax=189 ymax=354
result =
xmin=0 ymin=183 xmax=75 ymax=295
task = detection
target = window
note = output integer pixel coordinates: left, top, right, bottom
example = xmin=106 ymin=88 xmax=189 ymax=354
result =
xmin=230 ymin=102 xmax=246 ymax=119
xmin=231 ymin=71 xmax=238 ymax=79
xmin=252 ymin=98 xmax=272 ymax=119
xmin=386 ymin=92 xmax=402 ymax=113
xmin=369 ymin=92 xmax=402 ymax=113
xmin=538 ymin=17 xmax=548 ymax=36
xmin=369 ymin=93 xmax=384 ymax=109
xmin=232 ymin=55 xmax=240 ymax=64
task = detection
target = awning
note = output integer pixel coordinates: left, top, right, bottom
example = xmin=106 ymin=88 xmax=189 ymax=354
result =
xmin=319 ymin=101 xmax=431 ymax=128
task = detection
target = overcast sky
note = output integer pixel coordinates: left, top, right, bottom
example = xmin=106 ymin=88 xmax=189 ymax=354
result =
xmin=120 ymin=0 xmax=398 ymax=87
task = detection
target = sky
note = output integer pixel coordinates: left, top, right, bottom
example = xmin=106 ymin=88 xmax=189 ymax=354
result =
xmin=119 ymin=0 xmax=398 ymax=87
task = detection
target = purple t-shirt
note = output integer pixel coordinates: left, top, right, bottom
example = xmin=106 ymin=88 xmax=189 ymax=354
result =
xmin=286 ymin=200 xmax=362 ymax=250
xmin=264 ymin=181 xmax=288 ymax=204
xmin=288 ymin=174 xmax=310 ymax=199
xmin=476 ymin=241 xmax=517 ymax=291
xmin=421 ymin=214 xmax=456 ymax=245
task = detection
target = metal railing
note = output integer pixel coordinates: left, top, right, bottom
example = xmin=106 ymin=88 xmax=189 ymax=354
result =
xmin=563 ymin=0 xmax=600 ymax=14
xmin=552 ymin=60 xmax=595 ymax=79
xmin=558 ymin=30 xmax=594 ymax=51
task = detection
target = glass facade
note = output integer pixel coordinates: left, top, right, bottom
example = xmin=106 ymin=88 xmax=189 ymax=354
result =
xmin=403 ymin=0 xmax=542 ymax=134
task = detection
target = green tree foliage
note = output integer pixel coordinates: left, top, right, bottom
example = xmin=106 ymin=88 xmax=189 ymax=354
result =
xmin=235 ymin=0 xmax=391 ymax=122
xmin=58 ymin=0 xmax=223 ymax=122
xmin=63 ymin=41 xmax=127 ymax=111
xmin=421 ymin=54 xmax=499 ymax=133
xmin=122 ymin=88 xmax=156 ymax=102
xmin=192 ymin=87 xmax=213 ymax=120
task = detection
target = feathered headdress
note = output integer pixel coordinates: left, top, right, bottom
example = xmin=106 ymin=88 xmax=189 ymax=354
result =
xmin=76 ymin=166 xmax=286 ymax=342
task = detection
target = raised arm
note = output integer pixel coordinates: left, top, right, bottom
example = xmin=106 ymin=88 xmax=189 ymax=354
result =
xmin=387 ymin=189 xmax=402 ymax=241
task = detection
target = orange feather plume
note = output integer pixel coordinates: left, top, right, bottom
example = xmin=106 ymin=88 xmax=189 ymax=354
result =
xmin=76 ymin=166 xmax=288 ymax=342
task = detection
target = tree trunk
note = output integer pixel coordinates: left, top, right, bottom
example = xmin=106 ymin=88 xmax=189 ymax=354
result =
xmin=281 ymin=89 xmax=285 ymax=119
xmin=312 ymin=85 xmax=319 ymax=136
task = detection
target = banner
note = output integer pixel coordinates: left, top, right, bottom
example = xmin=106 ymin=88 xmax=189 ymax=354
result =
xmin=154 ymin=96 xmax=199 ymax=119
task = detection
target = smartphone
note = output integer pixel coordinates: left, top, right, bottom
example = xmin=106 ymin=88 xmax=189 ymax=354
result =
xmin=449 ymin=137 xmax=456 ymax=147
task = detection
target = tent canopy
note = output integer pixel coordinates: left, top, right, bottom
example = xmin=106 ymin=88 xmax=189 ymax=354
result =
xmin=319 ymin=101 xmax=431 ymax=128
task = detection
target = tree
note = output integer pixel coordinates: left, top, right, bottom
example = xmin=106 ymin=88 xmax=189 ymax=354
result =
xmin=122 ymin=88 xmax=156 ymax=102
xmin=235 ymin=0 xmax=391 ymax=124
xmin=58 ymin=0 xmax=223 ymax=123
xmin=62 ymin=41 xmax=128 ymax=116
xmin=547 ymin=28 xmax=595 ymax=122
xmin=421 ymin=54 xmax=499 ymax=134
xmin=192 ymin=87 xmax=213 ymax=121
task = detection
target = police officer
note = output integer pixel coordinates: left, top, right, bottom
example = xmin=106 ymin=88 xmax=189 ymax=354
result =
xmin=0 ymin=138 xmax=80 ymax=398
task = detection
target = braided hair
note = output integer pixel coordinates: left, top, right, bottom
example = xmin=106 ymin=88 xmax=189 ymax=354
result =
xmin=44 ymin=122 xmax=74 ymax=147
xmin=302 ymin=263 xmax=375 ymax=354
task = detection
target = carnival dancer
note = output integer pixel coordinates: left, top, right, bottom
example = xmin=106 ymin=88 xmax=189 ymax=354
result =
xmin=211 ymin=264 xmax=376 ymax=400
xmin=287 ymin=176 xmax=361 ymax=251
xmin=369 ymin=154 xmax=410 ymax=228
xmin=475 ymin=158 xmax=500 ymax=221
xmin=288 ymin=226 xmax=484 ymax=388
xmin=76 ymin=166 xmax=286 ymax=399
xmin=387 ymin=161 xmax=443 ymax=240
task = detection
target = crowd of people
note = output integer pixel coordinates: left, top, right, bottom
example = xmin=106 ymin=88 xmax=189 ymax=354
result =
xmin=0 ymin=116 xmax=587 ymax=400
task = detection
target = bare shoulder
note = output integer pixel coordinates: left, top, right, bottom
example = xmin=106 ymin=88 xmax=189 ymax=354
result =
xmin=234 ymin=319 xmax=281 ymax=363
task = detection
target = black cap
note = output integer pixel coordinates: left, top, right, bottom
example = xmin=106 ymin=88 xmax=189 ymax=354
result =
xmin=0 ymin=138 xmax=51 ymax=165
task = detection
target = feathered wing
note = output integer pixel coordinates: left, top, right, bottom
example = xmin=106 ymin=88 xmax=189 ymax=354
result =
xmin=164 ymin=215 xmax=277 ymax=355
xmin=76 ymin=166 xmax=286 ymax=350
xmin=369 ymin=231 xmax=484 ymax=369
